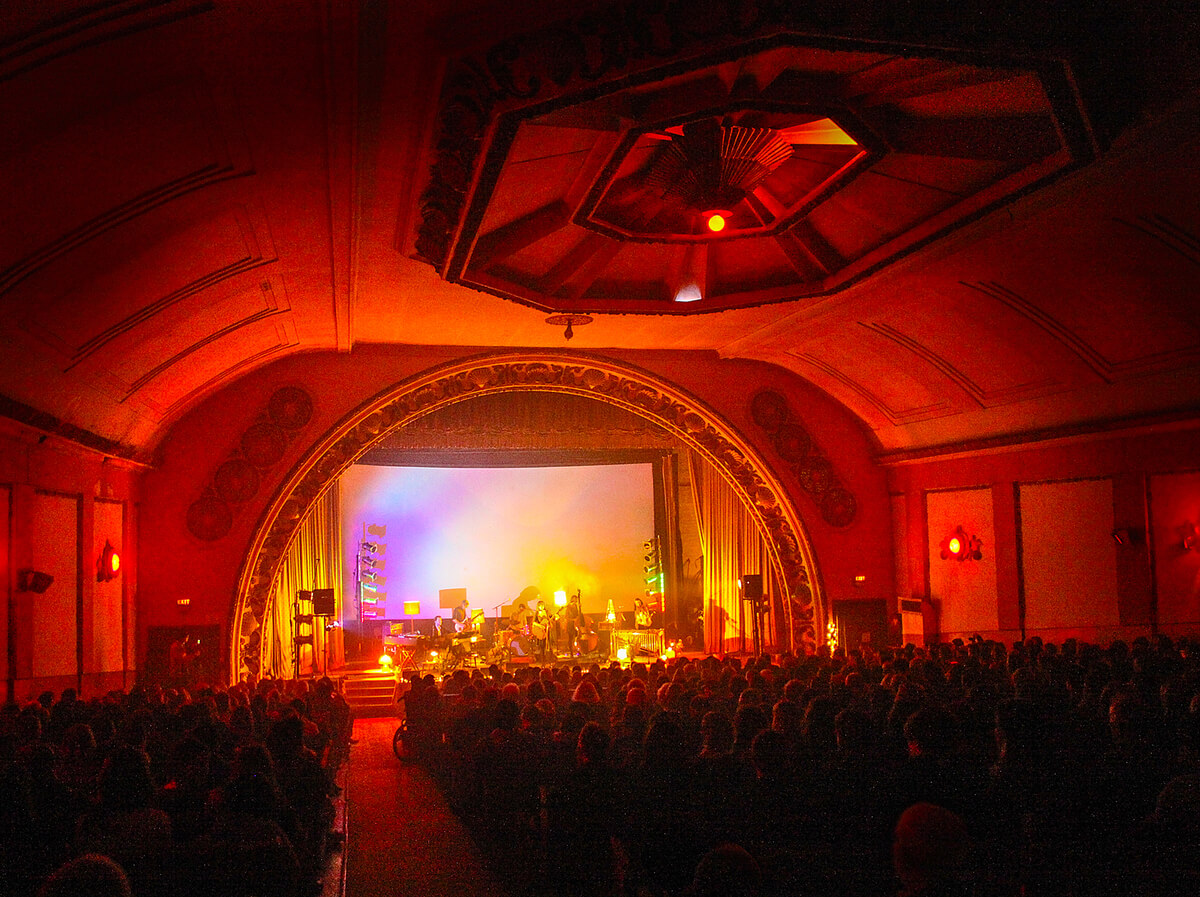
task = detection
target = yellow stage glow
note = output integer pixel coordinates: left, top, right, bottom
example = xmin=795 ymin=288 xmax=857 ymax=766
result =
xmin=554 ymin=590 xmax=568 ymax=607
xmin=379 ymin=654 xmax=392 ymax=667
xmin=947 ymin=537 xmax=962 ymax=554
xmin=616 ymin=647 xmax=628 ymax=661
xmin=706 ymin=213 xmax=726 ymax=232
xmin=430 ymin=650 xmax=438 ymax=658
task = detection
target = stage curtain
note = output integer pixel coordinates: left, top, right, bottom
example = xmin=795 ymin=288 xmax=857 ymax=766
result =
xmin=686 ymin=451 xmax=777 ymax=654
xmin=262 ymin=484 xmax=345 ymax=678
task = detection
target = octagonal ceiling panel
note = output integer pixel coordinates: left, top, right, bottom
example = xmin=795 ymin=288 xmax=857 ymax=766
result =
xmin=415 ymin=9 xmax=1094 ymax=315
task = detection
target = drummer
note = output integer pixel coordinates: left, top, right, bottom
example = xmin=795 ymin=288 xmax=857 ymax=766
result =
xmin=509 ymin=601 xmax=529 ymax=632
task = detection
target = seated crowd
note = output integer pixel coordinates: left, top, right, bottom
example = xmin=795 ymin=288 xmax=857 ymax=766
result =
xmin=0 ymin=675 xmax=351 ymax=897
xmin=401 ymin=635 xmax=1200 ymax=897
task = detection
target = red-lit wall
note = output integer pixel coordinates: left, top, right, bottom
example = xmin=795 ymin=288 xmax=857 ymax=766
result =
xmin=0 ymin=420 xmax=140 ymax=701
xmin=888 ymin=425 xmax=1200 ymax=645
xmin=137 ymin=346 xmax=895 ymax=671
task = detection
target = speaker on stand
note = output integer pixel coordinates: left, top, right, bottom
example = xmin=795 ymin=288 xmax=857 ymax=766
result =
xmin=740 ymin=574 xmax=765 ymax=656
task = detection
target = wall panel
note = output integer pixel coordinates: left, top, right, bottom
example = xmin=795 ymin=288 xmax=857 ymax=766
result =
xmin=92 ymin=500 xmax=125 ymax=674
xmin=891 ymin=493 xmax=908 ymax=600
xmin=1149 ymin=472 xmax=1200 ymax=626
xmin=1019 ymin=479 xmax=1119 ymax=632
xmin=927 ymin=488 xmax=998 ymax=637
xmin=1 ymin=485 xmax=9 ymax=685
xmin=30 ymin=492 xmax=79 ymax=680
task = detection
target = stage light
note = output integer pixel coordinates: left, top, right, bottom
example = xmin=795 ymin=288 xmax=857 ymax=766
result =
xmin=617 ymin=647 xmax=628 ymax=661
xmin=359 ymin=524 xmax=388 ymax=618
xmin=554 ymin=590 xmax=568 ymax=607
xmin=430 ymin=650 xmax=439 ymax=658
xmin=97 ymin=540 xmax=120 ymax=582
xmin=379 ymin=654 xmax=393 ymax=668
xmin=706 ymin=213 xmax=726 ymax=232
xmin=940 ymin=526 xmax=982 ymax=561
xmin=674 ymin=283 xmax=703 ymax=303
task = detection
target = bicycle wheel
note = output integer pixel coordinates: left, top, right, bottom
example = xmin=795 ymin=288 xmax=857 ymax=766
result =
xmin=392 ymin=722 xmax=408 ymax=760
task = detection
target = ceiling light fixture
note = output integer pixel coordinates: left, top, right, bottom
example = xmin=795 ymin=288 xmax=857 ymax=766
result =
xmin=545 ymin=314 xmax=593 ymax=340
xmin=705 ymin=210 xmax=728 ymax=233
xmin=648 ymin=119 xmax=794 ymax=230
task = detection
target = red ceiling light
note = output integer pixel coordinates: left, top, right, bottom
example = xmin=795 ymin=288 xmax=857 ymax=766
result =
xmin=97 ymin=539 xmax=121 ymax=582
xmin=940 ymin=526 xmax=982 ymax=561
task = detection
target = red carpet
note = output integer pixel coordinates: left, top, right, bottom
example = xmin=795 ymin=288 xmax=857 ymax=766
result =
xmin=345 ymin=717 xmax=510 ymax=897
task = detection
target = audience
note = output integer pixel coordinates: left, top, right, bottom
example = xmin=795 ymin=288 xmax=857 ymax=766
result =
xmin=1 ymin=676 xmax=349 ymax=897
xmin=401 ymin=635 xmax=1200 ymax=897
xmin=10 ymin=634 xmax=1200 ymax=897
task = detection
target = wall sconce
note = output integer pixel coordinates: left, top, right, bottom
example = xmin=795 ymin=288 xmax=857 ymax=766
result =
xmin=940 ymin=526 xmax=983 ymax=561
xmin=97 ymin=539 xmax=121 ymax=582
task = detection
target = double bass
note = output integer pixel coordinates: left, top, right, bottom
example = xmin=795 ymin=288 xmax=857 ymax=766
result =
xmin=574 ymin=611 xmax=598 ymax=655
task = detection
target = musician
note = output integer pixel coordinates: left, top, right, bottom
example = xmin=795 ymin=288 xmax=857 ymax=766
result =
xmin=532 ymin=599 xmax=552 ymax=662
xmin=565 ymin=592 xmax=582 ymax=656
xmin=634 ymin=597 xmax=653 ymax=630
xmin=509 ymin=601 xmax=529 ymax=631
xmin=452 ymin=598 xmax=472 ymax=632
xmin=432 ymin=616 xmax=445 ymax=640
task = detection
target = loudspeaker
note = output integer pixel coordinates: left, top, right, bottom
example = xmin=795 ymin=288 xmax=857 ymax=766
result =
xmin=741 ymin=574 xmax=763 ymax=599
xmin=312 ymin=588 xmax=336 ymax=616
xmin=18 ymin=569 xmax=54 ymax=594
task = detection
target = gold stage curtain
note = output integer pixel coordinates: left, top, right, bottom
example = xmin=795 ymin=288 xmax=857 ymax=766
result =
xmin=262 ymin=484 xmax=345 ymax=678
xmin=686 ymin=451 xmax=778 ymax=655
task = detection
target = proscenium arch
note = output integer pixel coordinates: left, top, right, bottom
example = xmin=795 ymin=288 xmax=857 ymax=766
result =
xmin=230 ymin=352 xmax=826 ymax=681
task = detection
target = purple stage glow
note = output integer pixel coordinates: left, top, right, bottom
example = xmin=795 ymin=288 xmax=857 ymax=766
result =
xmin=340 ymin=463 xmax=655 ymax=618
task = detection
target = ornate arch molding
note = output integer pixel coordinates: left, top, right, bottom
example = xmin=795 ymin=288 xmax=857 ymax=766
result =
xmin=230 ymin=353 xmax=825 ymax=681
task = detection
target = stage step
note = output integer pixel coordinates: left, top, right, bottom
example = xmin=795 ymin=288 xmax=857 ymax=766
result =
xmin=340 ymin=671 xmax=398 ymax=718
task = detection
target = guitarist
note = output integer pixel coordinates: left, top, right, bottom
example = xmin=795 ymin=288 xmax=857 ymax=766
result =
xmin=531 ymin=599 xmax=553 ymax=662
xmin=452 ymin=597 xmax=473 ymax=633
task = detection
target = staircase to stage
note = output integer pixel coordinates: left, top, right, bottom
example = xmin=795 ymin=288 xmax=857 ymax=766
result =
xmin=338 ymin=661 xmax=398 ymax=717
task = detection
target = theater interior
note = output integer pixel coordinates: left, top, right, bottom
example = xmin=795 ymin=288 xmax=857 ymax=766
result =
xmin=1 ymin=0 xmax=1199 ymax=697
xmin=5 ymin=3 xmax=1200 ymax=897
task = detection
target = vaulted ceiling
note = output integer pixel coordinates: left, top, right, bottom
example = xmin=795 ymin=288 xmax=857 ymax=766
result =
xmin=1 ymin=0 xmax=1198 ymax=461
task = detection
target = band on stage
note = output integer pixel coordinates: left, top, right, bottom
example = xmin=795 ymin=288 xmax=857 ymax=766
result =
xmin=382 ymin=590 xmax=663 ymax=672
